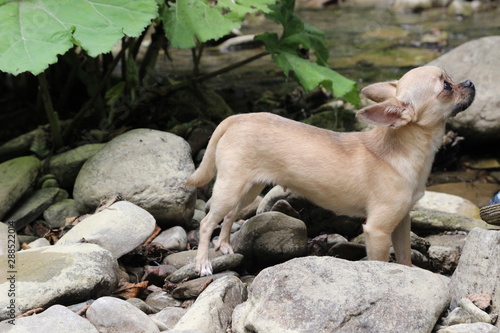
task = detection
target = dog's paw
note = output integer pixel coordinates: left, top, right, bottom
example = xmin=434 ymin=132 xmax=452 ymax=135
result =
xmin=216 ymin=241 xmax=234 ymax=255
xmin=196 ymin=258 xmax=213 ymax=276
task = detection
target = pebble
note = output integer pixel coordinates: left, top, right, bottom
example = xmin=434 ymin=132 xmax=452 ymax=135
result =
xmin=152 ymin=226 xmax=188 ymax=251
xmin=43 ymin=199 xmax=82 ymax=229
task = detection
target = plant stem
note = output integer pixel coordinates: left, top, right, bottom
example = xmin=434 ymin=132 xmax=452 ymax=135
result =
xmin=153 ymin=51 xmax=270 ymax=96
xmin=38 ymin=72 xmax=63 ymax=148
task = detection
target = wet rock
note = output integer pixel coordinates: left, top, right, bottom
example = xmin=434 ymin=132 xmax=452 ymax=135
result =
xmin=428 ymin=36 xmax=500 ymax=143
xmin=0 ymin=243 xmax=119 ymax=320
xmin=86 ymin=296 xmax=160 ymax=333
xmin=449 ymin=228 xmax=500 ymax=327
xmin=0 ymin=304 xmax=99 ymax=333
xmin=73 ymin=129 xmax=196 ymax=228
xmin=6 ymin=188 xmax=68 ymax=231
xmin=416 ymin=191 xmax=480 ymax=219
xmin=142 ymin=265 xmax=177 ymax=287
xmin=152 ymin=226 xmax=187 ymax=251
xmin=56 ymin=201 xmax=155 ymax=258
xmin=46 ymin=143 xmax=105 ymax=189
xmin=145 ymin=290 xmax=182 ymax=312
xmin=232 ymin=212 xmax=308 ymax=271
xmin=150 ymin=307 xmax=187 ymax=330
xmin=232 ymin=257 xmax=450 ymax=333
xmin=0 ymin=156 xmax=41 ymax=220
xmin=410 ymin=207 xmax=492 ymax=234
xmin=174 ymin=276 xmax=245 ymax=333
xmin=43 ymin=199 xmax=82 ymax=229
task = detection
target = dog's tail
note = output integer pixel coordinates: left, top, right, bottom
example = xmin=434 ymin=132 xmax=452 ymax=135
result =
xmin=186 ymin=116 xmax=233 ymax=187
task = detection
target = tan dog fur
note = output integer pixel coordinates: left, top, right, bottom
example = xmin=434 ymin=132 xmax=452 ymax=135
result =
xmin=186 ymin=66 xmax=475 ymax=276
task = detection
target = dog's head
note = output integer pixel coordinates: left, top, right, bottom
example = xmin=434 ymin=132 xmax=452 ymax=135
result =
xmin=357 ymin=66 xmax=475 ymax=128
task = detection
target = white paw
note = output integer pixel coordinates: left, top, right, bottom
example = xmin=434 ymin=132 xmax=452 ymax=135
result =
xmin=216 ymin=240 xmax=234 ymax=255
xmin=196 ymin=257 xmax=213 ymax=276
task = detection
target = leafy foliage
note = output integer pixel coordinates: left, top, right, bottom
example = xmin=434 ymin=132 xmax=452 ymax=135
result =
xmin=256 ymin=0 xmax=359 ymax=105
xmin=0 ymin=0 xmax=158 ymax=75
xmin=160 ymin=0 xmax=274 ymax=49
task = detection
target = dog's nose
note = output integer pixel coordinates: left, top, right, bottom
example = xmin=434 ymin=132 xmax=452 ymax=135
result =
xmin=461 ymin=80 xmax=474 ymax=88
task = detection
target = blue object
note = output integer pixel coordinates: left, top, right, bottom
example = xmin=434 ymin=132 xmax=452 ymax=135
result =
xmin=490 ymin=191 xmax=500 ymax=205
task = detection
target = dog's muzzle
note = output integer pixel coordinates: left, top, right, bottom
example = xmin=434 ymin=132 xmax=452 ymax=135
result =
xmin=451 ymin=80 xmax=475 ymax=116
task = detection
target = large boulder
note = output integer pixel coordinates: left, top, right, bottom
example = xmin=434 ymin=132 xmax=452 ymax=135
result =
xmin=428 ymin=36 xmax=500 ymax=143
xmin=73 ymin=129 xmax=196 ymax=228
xmin=233 ymin=257 xmax=451 ymax=333
xmin=0 ymin=243 xmax=119 ymax=320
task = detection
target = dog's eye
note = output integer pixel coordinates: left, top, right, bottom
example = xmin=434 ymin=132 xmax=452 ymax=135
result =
xmin=443 ymin=81 xmax=453 ymax=91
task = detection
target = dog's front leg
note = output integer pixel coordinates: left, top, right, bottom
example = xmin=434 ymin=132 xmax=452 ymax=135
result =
xmin=391 ymin=214 xmax=412 ymax=266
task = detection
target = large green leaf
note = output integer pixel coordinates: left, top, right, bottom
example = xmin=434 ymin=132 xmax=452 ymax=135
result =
xmin=256 ymin=0 xmax=359 ymax=106
xmin=0 ymin=0 xmax=158 ymax=75
xmin=160 ymin=0 xmax=274 ymax=49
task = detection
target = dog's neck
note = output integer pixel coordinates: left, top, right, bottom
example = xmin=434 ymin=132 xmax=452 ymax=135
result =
xmin=362 ymin=122 xmax=445 ymax=200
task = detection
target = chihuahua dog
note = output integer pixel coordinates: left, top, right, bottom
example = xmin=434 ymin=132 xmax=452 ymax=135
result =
xmin=187 ymin=66 xmax=475 ymax=276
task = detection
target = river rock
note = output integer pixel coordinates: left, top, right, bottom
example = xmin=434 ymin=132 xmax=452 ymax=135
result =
xmin=173 ymin=275 xmax=245 ymax=333
xmin=449 ymin=228 xmax=500 ymax=327
xmin=166 ymin=253 xmax=244 ymax=283
xmin=43 ymin=198 xmax=82 ymax=229
xmin=73 ymin=129 xmax=196 ymax=228
xmin=428 ymin=36 xmax=500 ymax=143
xmin=232 ymin=257 xmax=450 ymax=333
xmin=145 ymin=290 xmax=182 ymax=311
xmin=6 ymin=187 xmax=68 ymax=231
xmin=0 ymin=156 xmax=40 ymax=220
xmin=86 ymin=296 xmax=160 ymax=333
xmin=163 ymin=248 xmax=223 ymax=268
xmin=0 ymin=243 xmax=119 ymax=320
xmin=437 ymin=323 xmax=500 ymax=333
xmin=46 ymin=143 xmax=105 ymax=189
xmin=150 ymin=307 xmax=187 ymax=330
xmin=415 ymin=191 xmax=480 ymax=219
xmin=0 ymin=304 xmax=99 ymax=333
xmin=410 ymin=206 xmax=492 ymax=234
xmin=232 ymin=212 xmax=308 ymax=271
xmin=57 ymin=201 xmax=155 ymax=258
xmin=152 ymin=226 xmax=187 ymax=251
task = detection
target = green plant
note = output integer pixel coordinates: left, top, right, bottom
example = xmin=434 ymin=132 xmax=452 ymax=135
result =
xmin=0 ymin=0 xmax=359 ymax=148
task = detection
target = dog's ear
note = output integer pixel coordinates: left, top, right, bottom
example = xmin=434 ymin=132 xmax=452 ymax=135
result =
xmin=361 ymin=80 xmax=398 ymax=102
xmin=356 ymin=99 xmax=415 ymax=128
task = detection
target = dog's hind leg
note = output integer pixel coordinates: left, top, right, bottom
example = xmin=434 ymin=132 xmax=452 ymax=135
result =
xmin=195 ymin=179 xmax=252 ymax=276
xmin=216 ymin=183 xmax=266 ymax=255
xmin=391 ymin=214 xmax=412 ymax=266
